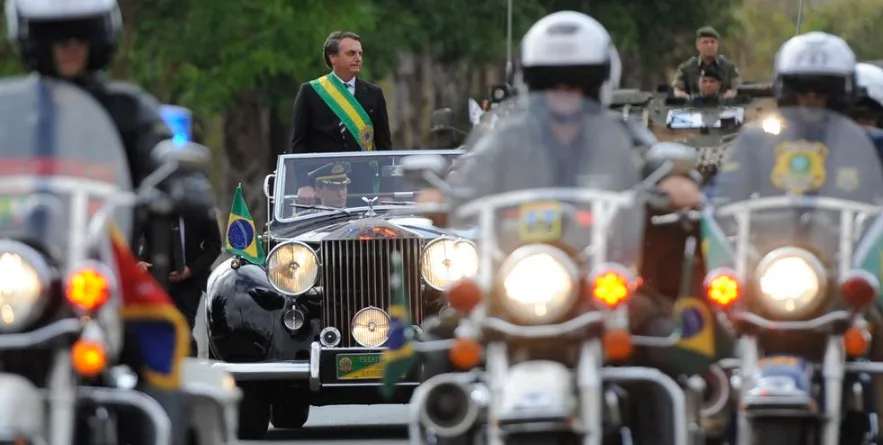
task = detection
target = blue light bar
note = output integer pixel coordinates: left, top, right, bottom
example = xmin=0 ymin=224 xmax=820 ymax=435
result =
xmin=160 ymin=105 xmax=192 ymax=146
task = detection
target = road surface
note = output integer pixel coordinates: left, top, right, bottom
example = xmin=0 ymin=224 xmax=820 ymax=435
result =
xmin=242 ymin=405 xmax=411 ymax=444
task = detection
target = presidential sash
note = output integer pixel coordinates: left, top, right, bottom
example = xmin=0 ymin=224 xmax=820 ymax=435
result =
xmin=309 ymin=74 xmax=375 ymax=151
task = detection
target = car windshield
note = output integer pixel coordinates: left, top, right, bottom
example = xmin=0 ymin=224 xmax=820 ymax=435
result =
xmin=0 ymin=77 xmax=132 ymax=266
xmin=706 ymin=106 xmax=883 ymax=277
xmin=274 ymin=151 xmax=463 ymax=222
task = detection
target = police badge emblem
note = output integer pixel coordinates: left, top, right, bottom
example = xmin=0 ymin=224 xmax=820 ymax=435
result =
xmin=770 ymin=140 xmax=828 ymax=194
xmin=331 ymin=163 xmax=345 ymax=174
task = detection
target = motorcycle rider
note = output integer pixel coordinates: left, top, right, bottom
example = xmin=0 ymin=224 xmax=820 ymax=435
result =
xmin=421 ymin=10 xmax=702 ymax=445
xmin=6 ymin=0 xmax=216 ymax=443
xmin=853 ymin=62 xmax=883 ymax=158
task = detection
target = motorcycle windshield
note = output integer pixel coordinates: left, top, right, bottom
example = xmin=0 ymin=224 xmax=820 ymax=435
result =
xmin=0 ymin=77 xmax=132 ymax=265
xmin=449 ymin=92 xmax=645 ymax=270
xmin=706 ymin=106 xmax=883 ymax=280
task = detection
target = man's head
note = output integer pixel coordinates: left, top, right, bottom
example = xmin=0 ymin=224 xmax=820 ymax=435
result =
xmin=309 ymin=163 xmax=351 ymax=208
xmin=698 ymin=67 xmax=723 ymax=97
xmin=519 ymin=11 xmax=621 ymax=117
xmin=853 ymin=63 xmax=883 ymax=128
xmin=323 ymin=31 xmax=362 ymax=81
xmin=6 ymin=0 xmax=121 ymax=79
xmin=773 ymin=32 xmax=857 ymax=110
xmin=695 ymin=26 xmax=720 ymax=60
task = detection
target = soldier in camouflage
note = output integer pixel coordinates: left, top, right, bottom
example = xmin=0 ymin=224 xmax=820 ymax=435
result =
xmin=671 ymin=26 xmax=742 ymax=99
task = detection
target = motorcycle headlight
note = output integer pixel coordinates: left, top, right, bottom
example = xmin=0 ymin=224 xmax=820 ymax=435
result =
xmin=497 ymin=245 xmax=578 ymax=324
xmin=755 ymin=247 xmax=827 ymax=318
xmin=0 ymin=241 xmax=51 ymax=332
xmin=267 ymin=241 xmax=319 ymax=296
xmin=421 ymin=239 xmax=478 ymax=290
xmin=351 ymin=307 xmax=391 ymax=347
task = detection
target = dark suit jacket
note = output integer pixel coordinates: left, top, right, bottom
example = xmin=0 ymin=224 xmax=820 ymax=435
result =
xmin=138 ymin=210 xmax=222 ymax=290
xmin=289 ymin=77 xmax=392 ymax=154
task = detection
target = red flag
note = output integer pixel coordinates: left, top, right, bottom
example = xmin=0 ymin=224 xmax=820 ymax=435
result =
xmin=109 ymin=225 xmax=190 ymax=389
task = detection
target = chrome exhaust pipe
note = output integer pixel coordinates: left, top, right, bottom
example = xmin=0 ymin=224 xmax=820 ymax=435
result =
xmin=418 ymin=373 xmax=480 ymax=438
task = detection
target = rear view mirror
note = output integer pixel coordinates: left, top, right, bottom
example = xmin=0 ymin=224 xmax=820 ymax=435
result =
xmin=151 ymin=139 xmax=211 ymax=171
xmin=489 ymin=84 xmax=510 ymax=104
xmin=646 ymin=142 xmax=699 ymax=176
xmin=431 ymin=108 xmax=454 ymax=132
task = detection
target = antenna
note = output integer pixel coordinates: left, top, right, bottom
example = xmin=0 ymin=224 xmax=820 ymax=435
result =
xmin=505 ymin=0 xmax=513 ymax=80
xmin=795 ymin=0 xmax=805 ymax=35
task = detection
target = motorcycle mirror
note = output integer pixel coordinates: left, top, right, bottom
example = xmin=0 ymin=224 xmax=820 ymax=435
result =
xmin=646 ymin=142 xmax=699 ymax=176
xmin=151 ymin=139 xmax=211 ymax=171
xmin=431 ymin=108 xmax=454 ymax=132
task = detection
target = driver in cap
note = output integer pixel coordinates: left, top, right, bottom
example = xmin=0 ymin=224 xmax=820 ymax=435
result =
xmin=309 ymin=162 xmax=351 ymax=208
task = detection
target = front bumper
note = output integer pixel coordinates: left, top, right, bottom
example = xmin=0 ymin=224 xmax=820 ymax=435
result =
xmin=209 ymin=341 xmax=420 ymax=392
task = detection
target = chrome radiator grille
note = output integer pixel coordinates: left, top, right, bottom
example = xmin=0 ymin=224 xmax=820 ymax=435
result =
xmin=320 ymin=238 xmax=423 ymax=347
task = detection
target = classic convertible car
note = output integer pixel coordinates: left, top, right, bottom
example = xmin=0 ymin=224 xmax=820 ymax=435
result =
xmin=202 ymin=150 xmax=476 ymax=439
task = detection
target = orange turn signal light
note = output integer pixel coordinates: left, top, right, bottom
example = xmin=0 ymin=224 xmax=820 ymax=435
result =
xmin=603 ymin=329 xmax=633 ymax=361
xmin=449 ymin=337 xmax=483 ymax=370
xmin=591 ymin=271 xmax=631 ymax=307
xmin=65 ymin=267 xmax=110 ymax=312
xmin=72 ymin=340 xmax=107 ymax=377
xmin=704 ymin=268 xmax=740 ymax=307
xmin=447 ymin=279 xmax=483 ymax=314
xmin=844 ymin=326 xmax=870 ymax=358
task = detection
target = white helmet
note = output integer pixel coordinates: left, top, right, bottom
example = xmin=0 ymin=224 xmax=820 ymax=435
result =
xmin=856 ymin=62 xmax=883 ymax=110
xmin=520 ymin=11 xmax=620 ymax=106
xmin=772 ymin=32 xmax=857 ymax=107
xmin=5 ymin=0 xmax=121 ymax=74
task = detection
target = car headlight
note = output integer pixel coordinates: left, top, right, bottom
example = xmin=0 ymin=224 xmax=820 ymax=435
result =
xmin=351 ymin=307 xmax=390 ymax=347
xmin=755 ymin=247 xmax=827 ymax=318
xmin=497 ymin=244 xmax=578 ymax=324
xmin=267 ymin=241 xmax=319 ymax=296
xmin=421 ymin=238 xmax=478 ymax=290
xmin=0 ymin=241 xmax=50 ymax=332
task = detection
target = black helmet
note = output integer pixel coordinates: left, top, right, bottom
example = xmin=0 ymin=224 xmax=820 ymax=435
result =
xmin=5 ymin=0 xmax=121 ymax=76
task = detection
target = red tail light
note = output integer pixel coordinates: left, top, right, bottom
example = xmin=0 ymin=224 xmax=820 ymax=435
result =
xmin=704 ymin=268 xmax=740 ymax=307
xmin=841 ymin=270 xmax=879 ymax=310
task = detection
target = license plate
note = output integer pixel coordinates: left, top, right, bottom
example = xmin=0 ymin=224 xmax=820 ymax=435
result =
xmin=755 ymin=355 xmax=812 ymax=392
xmin=518 ymin=201 xmax=563 ymax=242
xmin=336 ymin=353 xmax=384 ymax=380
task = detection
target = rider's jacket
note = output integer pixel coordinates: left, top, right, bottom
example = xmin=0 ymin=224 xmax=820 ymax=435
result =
xmin=79 ymin=74 xmax=216 ymax=224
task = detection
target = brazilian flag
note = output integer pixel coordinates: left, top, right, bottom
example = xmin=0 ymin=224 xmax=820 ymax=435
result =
xmin=225 ymin=183 xmax=265 ymax=264
xmin=700 ymin=206 xmax=734 ymax=270
xmin=380 ymin=251 xmax=419 ymax=399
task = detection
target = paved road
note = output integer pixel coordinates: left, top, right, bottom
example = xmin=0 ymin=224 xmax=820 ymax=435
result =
xmin=242 ymin=405 xmax=411 ymax=444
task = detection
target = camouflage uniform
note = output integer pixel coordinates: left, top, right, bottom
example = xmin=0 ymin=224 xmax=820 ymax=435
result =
xmin=671 ymin=26 xmax=742 ymax=94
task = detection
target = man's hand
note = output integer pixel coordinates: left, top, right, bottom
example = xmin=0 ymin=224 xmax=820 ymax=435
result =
xmin=673 ymin=89 xmax=689 ymax=98
xmin=658 ymin=176 xmax=701 ymax=209
xmin=416 ymin=188 xmax=446 ymax=205
xmin=297 ymin=186 xmax=316 ymax=204
xmin=169 ymin=266 xmax=192 ymax=283
xmin=723 ymin=89 xmax=738 ymax=99
xmin=136 ymin=261 xmax=152 ymax=272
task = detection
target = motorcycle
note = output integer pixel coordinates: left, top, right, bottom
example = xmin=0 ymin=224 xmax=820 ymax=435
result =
xmin=653 ymin=104 xmax=883 ymax=445
xmin=402 ymin=93 xmax=702 ymax=445
xmin=0 ymin=76 xmax=240 ymax=444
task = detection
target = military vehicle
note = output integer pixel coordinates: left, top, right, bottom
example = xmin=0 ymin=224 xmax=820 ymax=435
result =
xmin=611 ymin=84 xmax=775 ymax=181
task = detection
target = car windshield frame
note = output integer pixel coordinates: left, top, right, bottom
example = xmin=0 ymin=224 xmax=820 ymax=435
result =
xmin=273 ymin=150 xmax=463 ymax=223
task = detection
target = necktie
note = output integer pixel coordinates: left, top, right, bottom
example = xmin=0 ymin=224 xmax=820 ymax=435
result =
xmin=347 ymin=81 xmax=355 ymax=95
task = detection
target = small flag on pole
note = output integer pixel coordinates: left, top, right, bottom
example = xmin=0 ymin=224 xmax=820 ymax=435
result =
xmin=224 ymin=183 xmax=265 ymax=264
xmin=700 ymin=207 xmax=734 ymax=270
xmin=380 ymin=251 xmax=419 ymax=398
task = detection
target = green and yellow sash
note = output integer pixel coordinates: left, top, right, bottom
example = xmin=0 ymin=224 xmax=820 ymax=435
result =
xmin=309 ymin=73 xmax=375 ymax=151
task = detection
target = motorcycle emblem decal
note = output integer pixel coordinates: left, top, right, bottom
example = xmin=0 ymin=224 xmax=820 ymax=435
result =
xmin=770 ymin=140 xmax=828 ymax=194
xmin=518 ymin=201 xmax=563 ymax=242
xmin=338 ymin=357 xmax=353 ymax=373
xmin=835 ymin=167 xmax=859 ymax=192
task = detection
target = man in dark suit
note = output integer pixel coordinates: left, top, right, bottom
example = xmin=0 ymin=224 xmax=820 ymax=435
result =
xmin=137 ymin=208 xmax=222 ymax=329
xmin=289 ymin=31 xmax=392 ymax=201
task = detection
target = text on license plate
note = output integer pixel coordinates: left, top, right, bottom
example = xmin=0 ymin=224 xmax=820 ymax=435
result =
xmin=336 ymin=353 xmax=384 ymax=380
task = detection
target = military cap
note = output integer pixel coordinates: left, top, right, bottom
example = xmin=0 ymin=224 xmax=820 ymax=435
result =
xmin=696 ymin=26 xmax=720 ymax=39
xmin=309 ymin=162 xmax=351 ymax=185
xmin=700 ymin=66 xmax=723 ymax=81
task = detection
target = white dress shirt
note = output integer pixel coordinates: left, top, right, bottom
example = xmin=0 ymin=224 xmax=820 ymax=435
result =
xmin=332 ymin=73 xmax=356 ymax=95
